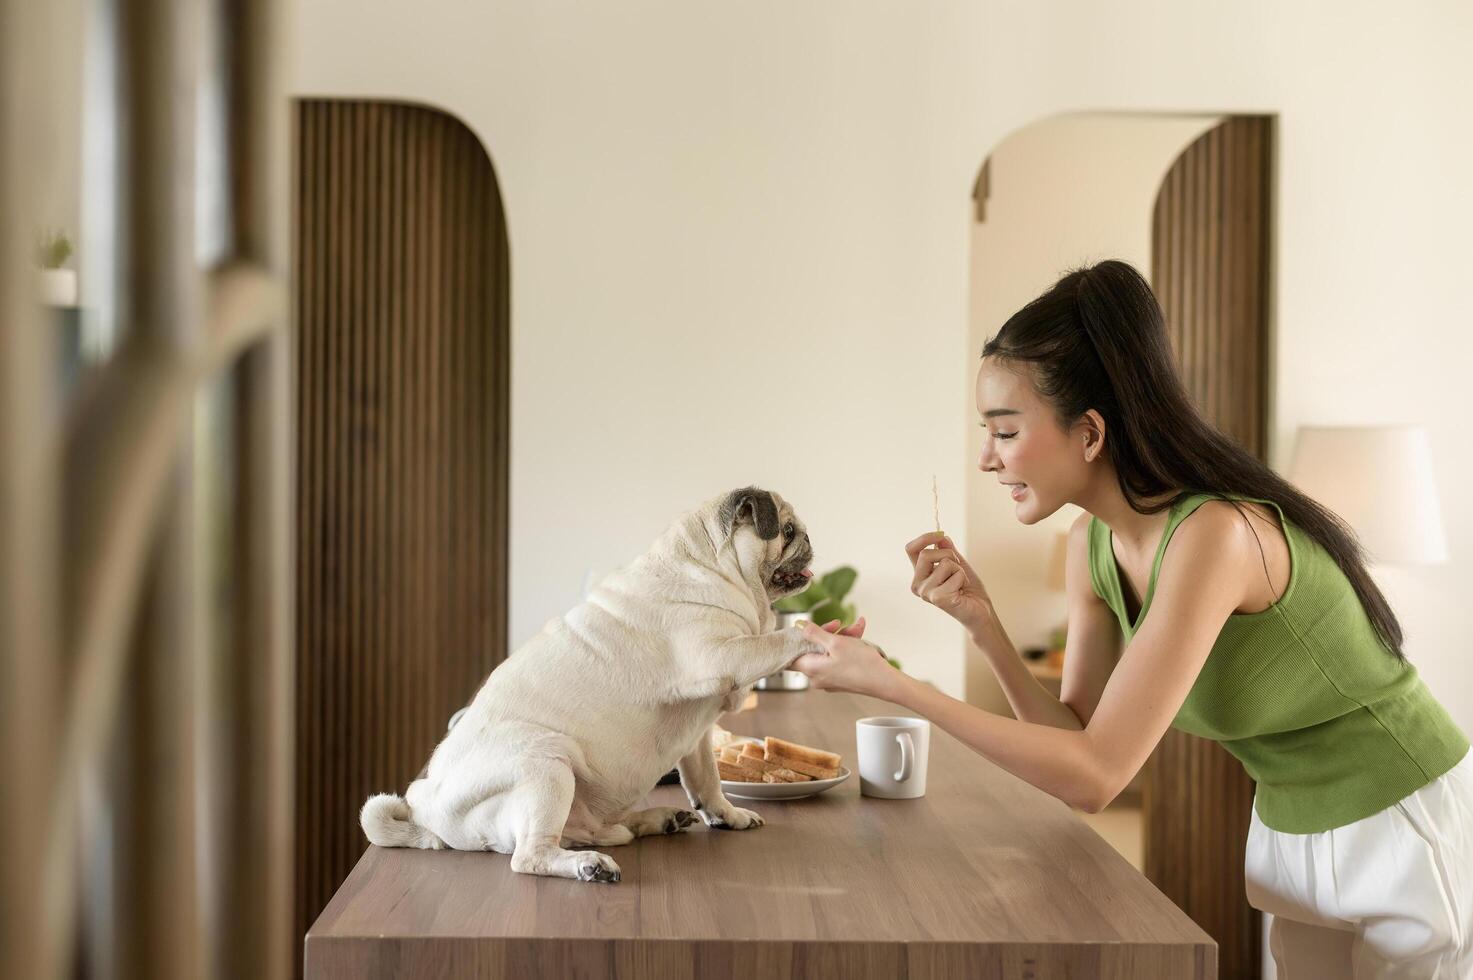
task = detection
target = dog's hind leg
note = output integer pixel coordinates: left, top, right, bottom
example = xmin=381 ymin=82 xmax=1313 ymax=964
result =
xmin=622 ymin=806 xmax=699 ymax=837
xmin=560 ymin=822 xmax=636 ymax=847
xmin=504 ymin=761 xmax=622 ymax=883
xmin=562 ymin=806 xmax=695 ymax=845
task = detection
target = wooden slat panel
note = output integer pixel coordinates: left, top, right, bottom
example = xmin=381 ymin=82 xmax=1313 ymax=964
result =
xmin=292 ymin=99 xmax=511 ymax=974
xmin=1148 ymin=115 xmax=1273 ymax=980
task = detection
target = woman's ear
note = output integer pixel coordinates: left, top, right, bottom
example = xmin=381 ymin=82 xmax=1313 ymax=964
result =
xmin=1079 ymin=410 xmax=1107 ymax=463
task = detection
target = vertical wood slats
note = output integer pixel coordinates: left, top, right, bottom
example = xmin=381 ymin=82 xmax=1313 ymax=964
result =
xmin=1153 ymin=117 xmax=1270 ymax=457
xmin=292 ymin=100 xmax=510 ymax=972
xmin=1148 ymin=115 xmax=1273 ymax=980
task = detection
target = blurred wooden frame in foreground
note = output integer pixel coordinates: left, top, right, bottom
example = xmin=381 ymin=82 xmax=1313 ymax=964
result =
xmin=1 ymin=1 xmax=294 ymax=978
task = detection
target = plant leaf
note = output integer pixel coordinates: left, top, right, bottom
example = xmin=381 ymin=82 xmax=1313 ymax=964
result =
xmin=774 ymin=579 xmax=827 ymax=612
xmin=808 ymin=599 xmax=845 ymax=625
xmin=820 ymin=566 xmax=857 ymax=603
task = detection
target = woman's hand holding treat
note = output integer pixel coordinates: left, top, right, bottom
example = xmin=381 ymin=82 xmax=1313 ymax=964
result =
xmin=904 ymin=532 xmax=998 ymax=637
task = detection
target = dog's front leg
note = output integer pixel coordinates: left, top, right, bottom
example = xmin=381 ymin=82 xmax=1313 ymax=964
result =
xmin=676 ymin=727 xmax=764 ymax=831
xmin=678 ymin=629 xmax=815 ymax=699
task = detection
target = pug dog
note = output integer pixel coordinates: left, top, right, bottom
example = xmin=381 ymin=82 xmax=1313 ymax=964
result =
xmin=360 ymin=486 xmax=819 ymax=883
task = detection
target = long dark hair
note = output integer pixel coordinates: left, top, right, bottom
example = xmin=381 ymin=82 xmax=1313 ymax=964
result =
xmin=982 ymin=259 xmax=1405 ymax=659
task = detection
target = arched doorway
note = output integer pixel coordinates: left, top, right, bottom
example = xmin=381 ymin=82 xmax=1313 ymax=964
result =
xmin=968 ymin=111 xmax=1275 ymax=980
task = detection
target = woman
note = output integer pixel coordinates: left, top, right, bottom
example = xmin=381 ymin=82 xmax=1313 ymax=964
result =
xmin=793 ymin=260 xmax=1471 ymax=978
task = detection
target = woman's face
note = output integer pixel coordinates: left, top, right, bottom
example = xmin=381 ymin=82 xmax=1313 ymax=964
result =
xmin=974 ymin=358 xmax=1089 ymax=524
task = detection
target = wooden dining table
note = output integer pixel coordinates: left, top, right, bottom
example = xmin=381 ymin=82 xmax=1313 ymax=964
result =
xmin=307 ymin=689 xmax=1215 ymax=978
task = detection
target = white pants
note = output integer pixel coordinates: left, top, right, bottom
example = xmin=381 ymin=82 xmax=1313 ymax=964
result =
xmin=1244 ymin=750 xmax=1473 ymax=979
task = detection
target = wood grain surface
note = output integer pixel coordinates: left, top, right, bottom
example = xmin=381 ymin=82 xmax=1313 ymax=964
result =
xmin=308 ymin=691 xmax=1215 ymax=979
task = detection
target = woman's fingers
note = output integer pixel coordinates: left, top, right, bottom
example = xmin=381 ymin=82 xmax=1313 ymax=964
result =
xmin=924 ymin=565 xmax=966 ymax=603
xmin=936 ymin=536 xmax=978 ymax=574
xmin=789 ymin=652 xmax=828 ymax=675
xmin=909 ymin=533 xmax=974 ymax=575
xmin=800 ymin=621 xmax=839 ymax=650
xmin=918 ymin=559 xmax=960 ymax=600
xmin=811 ymin=617 xmax=865 ymax=639
xmin=904 ymin=531 xmax=947 ymax=562
xmin=911 ymin=548 xmax=962 ymax=593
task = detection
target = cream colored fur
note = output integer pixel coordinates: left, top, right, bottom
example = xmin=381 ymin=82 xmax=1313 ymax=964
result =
xmin=360 ymin=487 xmax=816 ymax=883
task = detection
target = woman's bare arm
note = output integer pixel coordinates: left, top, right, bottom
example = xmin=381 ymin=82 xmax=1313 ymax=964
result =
xmin=882 ymin=504 xmax=1248 ymax=811
xmin=1057 ymin=512 xmax=1123 ymax=727
xmin=970 ymin=514 xmax=1119 ymax=730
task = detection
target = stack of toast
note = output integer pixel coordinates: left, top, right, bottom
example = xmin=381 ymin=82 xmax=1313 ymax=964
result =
xmin=714 ymin=735 xmax=844 ymax=784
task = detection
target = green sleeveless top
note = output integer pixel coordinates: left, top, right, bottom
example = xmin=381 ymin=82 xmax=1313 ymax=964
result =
xmin=1087 ymin=491 xmax=1468 ymax=834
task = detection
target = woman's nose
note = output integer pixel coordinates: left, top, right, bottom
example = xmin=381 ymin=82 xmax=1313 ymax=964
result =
xmin=978 ymin=441 xmax=1000 ymax=473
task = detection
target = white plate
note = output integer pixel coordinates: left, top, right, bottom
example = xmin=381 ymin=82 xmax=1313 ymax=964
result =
xmin=718 ymin=736 xmax=850 ymax=800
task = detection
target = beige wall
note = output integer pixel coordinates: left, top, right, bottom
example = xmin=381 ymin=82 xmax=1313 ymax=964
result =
xmin=293 ymin=1 xmax=1472 ymax=726
xmin=965 ymin=112 xmax=1222 ymax=713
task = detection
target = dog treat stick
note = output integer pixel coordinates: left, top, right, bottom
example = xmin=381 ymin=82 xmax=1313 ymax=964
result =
xmin=932 ymin=474 xmax=941 ymax=534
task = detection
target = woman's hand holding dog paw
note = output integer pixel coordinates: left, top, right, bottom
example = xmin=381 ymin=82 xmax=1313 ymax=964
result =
xmin=791 ymin=619 xmax=906 ymax=700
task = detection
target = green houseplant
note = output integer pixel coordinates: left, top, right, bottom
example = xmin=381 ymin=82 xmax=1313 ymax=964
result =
xmin=774 ymin=565 xmax=858 ymax=627
xmin=36 ymin=230 xmax=73 ymax=269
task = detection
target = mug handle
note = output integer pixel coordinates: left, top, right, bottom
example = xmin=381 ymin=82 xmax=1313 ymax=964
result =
xmin=894 ymin=731 xmax=913 ymax=782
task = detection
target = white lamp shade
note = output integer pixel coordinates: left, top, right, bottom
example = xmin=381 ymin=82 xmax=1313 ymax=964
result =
xmin=1288 ymin=425 xmax=1448 ymax=565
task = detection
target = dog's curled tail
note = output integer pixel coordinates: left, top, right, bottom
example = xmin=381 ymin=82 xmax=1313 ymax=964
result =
xmin=360 ymin=793 xmax=445 ymax=849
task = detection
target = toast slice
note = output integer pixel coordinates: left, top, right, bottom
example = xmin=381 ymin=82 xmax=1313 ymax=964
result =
xmin=761 ymin=768 xmax=810 ymax=783
xmin=726 ymin=747 xmax=809 ymax=782
xmin=720 ymin=753 xmax=770 ymax=780
xmin=762 ymin=766 xmax=808 ymax=783
xmin=738 ymin=743 xmax=812 ymax=781
xmin=763 ymin=737 xmax=841 ymax=780
xmin=764 ymin=736 xmax=841 ymax=770
xmin=765 ymin=755 xmax=840 ymax=780
xmin=716 ymin=759 xmax=762 ymax=782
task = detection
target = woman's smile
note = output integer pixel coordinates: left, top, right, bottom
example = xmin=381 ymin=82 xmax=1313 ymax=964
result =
xmin=1000 ymin=480 xmax=1028 ymax=500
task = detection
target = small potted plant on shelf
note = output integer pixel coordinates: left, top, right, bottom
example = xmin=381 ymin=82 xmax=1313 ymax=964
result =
xmin=1045 ymin=624 xmax=1066 ymax=672
xmin=35 ymin=230 xmax=77 ymax=306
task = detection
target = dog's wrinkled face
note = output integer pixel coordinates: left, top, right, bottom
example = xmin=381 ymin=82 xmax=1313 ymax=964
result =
xmin=717 ymin=486 xmax=815 ymax=600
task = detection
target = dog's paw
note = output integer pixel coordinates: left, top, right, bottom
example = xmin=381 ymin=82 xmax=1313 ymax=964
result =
xmin=574 ymin=852 xmax=622 ymax=883
xmin=664 ymin=809 xmax=699 ymax=834
xmin=702 ymin=805 xmax=764 ymax=831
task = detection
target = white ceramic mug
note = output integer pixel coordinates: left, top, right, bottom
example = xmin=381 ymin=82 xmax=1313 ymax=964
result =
xmin=856 ymin=716 xmax=930 ymax=799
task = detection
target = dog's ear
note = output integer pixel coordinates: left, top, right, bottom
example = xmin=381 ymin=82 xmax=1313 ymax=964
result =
xmin=719 ymin=486 xmax=781 ymax=541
